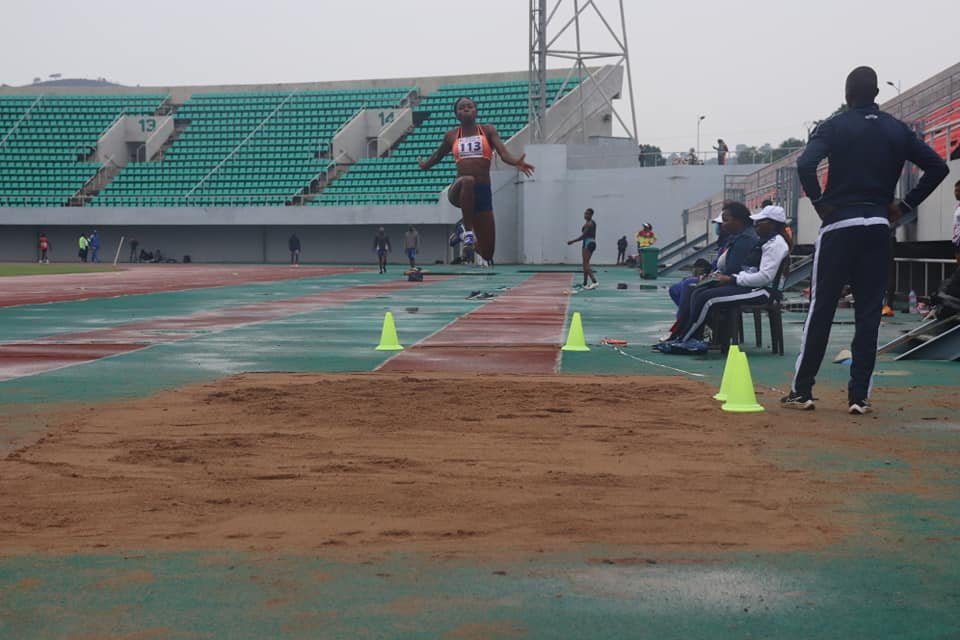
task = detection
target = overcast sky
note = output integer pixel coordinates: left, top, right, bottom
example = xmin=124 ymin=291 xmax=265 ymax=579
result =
xmin=3 ymin=0 xmax=957 ymax=152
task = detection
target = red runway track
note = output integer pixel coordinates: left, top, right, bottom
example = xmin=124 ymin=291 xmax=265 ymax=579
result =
xmin=379 ymin=272 xmax=573 ymax=374
xmin=0 ymin=278 xmax=441 ymax=381
xmin=0 ymin=264 xmax=360 ymax=308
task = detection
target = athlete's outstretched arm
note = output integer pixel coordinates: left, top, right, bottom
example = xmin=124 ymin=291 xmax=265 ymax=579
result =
xmin=418 ymin=131 xmax=454 ymax=170
xmin=486 ymin=125 xmax=535 ymax=177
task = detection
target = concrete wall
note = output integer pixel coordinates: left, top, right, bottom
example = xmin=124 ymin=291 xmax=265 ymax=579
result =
xmin=517 ymin=145 xmax=765 ymax=264
xmin=916 ymin=158 xmax=959 ymax=242
xmin=331 ymin=109 xmax=410 ymax=165
xmin=0 ymin=203 xmax=456 ymax=227
xmin=96 ymin=115 xmax=173 ymax=166
xmin=4 ymin=224 xmax=454 ymax=265
xmin=796 ymin=198 xmax=820 ymax=245
xmin=795 ymin=158 xmax=958 ymax=245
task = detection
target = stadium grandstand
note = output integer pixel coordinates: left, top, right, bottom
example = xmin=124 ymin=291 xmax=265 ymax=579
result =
xmin=0 ymin=62 xmax=957 ymax=268
xmin=0 ymin=68 xmax=639 ymax=263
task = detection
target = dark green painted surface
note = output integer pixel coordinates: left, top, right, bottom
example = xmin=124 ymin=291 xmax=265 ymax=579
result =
xmin=2 ymin=543 xmax=959 ymax=639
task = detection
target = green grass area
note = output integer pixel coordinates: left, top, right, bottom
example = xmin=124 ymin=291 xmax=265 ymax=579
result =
xmin=0 ymin=263 xmax=119 ymax=277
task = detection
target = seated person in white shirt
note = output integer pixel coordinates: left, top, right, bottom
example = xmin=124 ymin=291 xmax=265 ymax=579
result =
xmin=674 ymin=205 xmax=791 ymax=344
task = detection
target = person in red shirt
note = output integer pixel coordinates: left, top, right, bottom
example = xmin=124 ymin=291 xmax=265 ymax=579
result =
xmin=38 ymin=232 xmax=50 ymax=263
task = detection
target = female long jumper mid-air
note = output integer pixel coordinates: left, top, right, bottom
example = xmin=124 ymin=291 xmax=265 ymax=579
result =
xmin=418 ymin=97 xmax=535 ymax=264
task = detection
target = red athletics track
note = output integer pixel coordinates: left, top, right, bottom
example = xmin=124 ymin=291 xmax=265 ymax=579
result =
xmin=379 ymin=272 xmax=573 ymax=375
xmin=0 ymin=264 xmax=361 ymax=308
xmin=0 ymin=278 xmax=444 ymax=381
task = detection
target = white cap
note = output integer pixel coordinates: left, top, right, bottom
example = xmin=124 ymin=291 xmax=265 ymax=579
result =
xmin=711 ymin=213 xmax=723 ymax=223
xmin=750 ymin=205 xmax=786 ymax=223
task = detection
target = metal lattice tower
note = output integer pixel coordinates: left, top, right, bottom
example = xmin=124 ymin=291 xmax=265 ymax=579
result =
xmin=528 ymin=0 xmax=638 ymax=144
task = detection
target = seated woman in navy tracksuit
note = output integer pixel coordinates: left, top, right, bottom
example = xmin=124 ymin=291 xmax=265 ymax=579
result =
xmin=671 ymin=204 xmax=791 ymax=346
xmin=667 ymin=201 xmax=758 ymax=342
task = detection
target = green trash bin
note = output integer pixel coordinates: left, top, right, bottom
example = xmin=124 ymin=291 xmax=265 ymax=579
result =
xmin=639 ymin=246 xmax=660 ymax=280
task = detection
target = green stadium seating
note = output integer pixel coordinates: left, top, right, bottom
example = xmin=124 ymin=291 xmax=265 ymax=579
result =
xmin=0 ymin=81 xmax=574 ymax=208
xmin=90 ymin=88 xmax=412 ymax=207
xmin=0 ymin=95 xmax=166 ymax=206
xmin=312 ymin=78 xmax=578 ymax=206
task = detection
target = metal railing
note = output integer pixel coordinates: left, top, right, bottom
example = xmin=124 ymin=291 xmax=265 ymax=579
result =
xmin=635 ymin=146 xmax=805 ymax=167
xmin=922 ymin=115 xmax=960 ymax=160
xmin=894 ymin=257 xmax=958 ymax=298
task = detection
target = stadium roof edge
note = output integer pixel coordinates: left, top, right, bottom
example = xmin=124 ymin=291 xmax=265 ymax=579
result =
xmin=0 ymin=67 xmax=605 ymax=102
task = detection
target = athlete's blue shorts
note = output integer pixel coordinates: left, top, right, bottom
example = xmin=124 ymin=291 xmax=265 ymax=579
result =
xmin=583 ymin=239 xmax=597 ymax=253
xmin=406 ymin=248 xmax=417 ymax=261
xmin=473 ymin=183 xmax=493 ymax=212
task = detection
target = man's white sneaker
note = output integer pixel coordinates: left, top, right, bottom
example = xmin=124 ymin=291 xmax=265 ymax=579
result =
xmin=584 ymin=282 xmax=598 ymax=290
xmin=848 ymin=400 xmax=872 ymax=415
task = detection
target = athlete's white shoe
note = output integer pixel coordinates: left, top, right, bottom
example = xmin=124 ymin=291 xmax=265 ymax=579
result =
xmin=584 ymin=282 xmax=598 ymax=290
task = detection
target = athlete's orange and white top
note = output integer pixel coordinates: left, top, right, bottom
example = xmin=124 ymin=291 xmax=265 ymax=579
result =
xmin=452 ymin=126 xmax=493 ymax=164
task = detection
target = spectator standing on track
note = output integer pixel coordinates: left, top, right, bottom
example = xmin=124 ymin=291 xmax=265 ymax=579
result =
xmin=373 ymin=227 xmax=392 ymax=274
xmin=404 ymin=225 xmax=420 ymax=268
xmin=89 ymin=230 xmax=101 ymax=263
xmin=288 ymin=233 xmax=301 ymax=266
xmin=713 ymin=139 xmax=729 ymax=165
xmin=78 ymin=233 xmax=89 ymax=263
xmin=616 ymin=235 xmax=628 ymax=265
xmin=636 ymin=223 xmax=656 ymax=253
xmin=784 ymin=66 xmax=948 ymax=415
xmin=38 ymin=232 xmax=50 ymax=263
xmin=129 ymin=238 xmax=139 ymax=263
xmin=567 ymin=208 xmax=598 ymax=289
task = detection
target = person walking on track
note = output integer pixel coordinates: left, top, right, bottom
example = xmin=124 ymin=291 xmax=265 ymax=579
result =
xmin=404 ymin=225 xmax=420 ymax=268
xmin=783 ymin=66 xmax=948 ymax=415
xmin=373 ymin=227 xmax=392 ymax=274
xmin=418 ymin=97 xmax=535 ymax=265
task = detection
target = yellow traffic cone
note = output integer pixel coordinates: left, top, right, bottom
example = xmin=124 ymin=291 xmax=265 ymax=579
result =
xmin=561 ymin=312 xmax=590 ymax=352
xmin=721 ymin=350 xmax=764 ymax=413
xmin=713 ymin=345 xmax=741 ymax=401
xmin=375 ymin=311 xmax=403 ymax=351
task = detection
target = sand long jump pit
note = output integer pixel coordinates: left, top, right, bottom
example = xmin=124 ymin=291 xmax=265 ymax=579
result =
xmin=0 ymin=373 xmax=870 ymax=558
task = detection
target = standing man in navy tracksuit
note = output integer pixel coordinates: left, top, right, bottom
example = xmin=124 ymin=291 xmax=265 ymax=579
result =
xmin=783 ymin=66 xmax=948 ymax=415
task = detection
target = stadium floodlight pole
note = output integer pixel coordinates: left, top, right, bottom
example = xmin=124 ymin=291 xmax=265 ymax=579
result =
xmin=697 ymin=115 xmax=706 ymax=161
xmin=886 ymin=80 xmax=902 ymax=96
xmin=528 ymin=0 xmax=637 ymax=144
xmin=529 ymin=0 xmax=549 ymax=143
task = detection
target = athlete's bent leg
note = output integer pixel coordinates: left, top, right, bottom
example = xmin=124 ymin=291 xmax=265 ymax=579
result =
xmin=448 ymin=176 xmax=476 ymax=233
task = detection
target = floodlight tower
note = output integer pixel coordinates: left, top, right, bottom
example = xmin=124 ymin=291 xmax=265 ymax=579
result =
xmin=528 ymin=0 xmax=638 ymax=144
